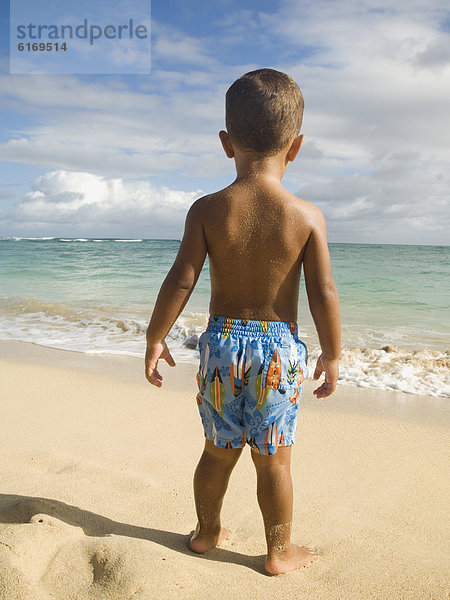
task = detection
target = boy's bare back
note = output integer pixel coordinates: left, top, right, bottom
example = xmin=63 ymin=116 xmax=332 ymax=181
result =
xmin=199 ymin=178 xmax=319 ymax=323
xmin=146 ymin=68 xmax=340 ymax=398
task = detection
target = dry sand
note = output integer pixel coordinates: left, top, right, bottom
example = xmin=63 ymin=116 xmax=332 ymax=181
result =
xmin=0 ymin=341 xmax=448 ymax=600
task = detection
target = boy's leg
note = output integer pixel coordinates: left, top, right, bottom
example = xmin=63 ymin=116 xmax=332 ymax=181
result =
xmin=189 ymin=438 xmax=243 ymax=553
xmin=251 ymin=446 xmax=318 ymax=575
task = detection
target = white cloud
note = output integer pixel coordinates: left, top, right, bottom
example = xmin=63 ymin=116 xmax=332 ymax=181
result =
xmin=255 ymin=0 xmax=450 ymax=243
xmin=3 ymin=170 xmax=203 ymax=238
xmin=152 ymin=21 xmax=218 ymax=67
xmin=297 ymin=152 xmax=450 ymax=243
xmin=0 ymin=70 xmax=227 ymax=179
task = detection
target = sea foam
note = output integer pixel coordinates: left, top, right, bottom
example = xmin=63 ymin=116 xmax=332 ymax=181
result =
xmin=0 ymin=298 xmax=448 ymax=398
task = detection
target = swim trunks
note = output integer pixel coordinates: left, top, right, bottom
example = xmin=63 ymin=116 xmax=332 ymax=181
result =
xmin=195 ymin=315 xmax=308 ymax=455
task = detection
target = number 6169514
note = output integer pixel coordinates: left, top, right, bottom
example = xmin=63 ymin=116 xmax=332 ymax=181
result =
xmin=17 ymin=42 xmax=68 ymax=51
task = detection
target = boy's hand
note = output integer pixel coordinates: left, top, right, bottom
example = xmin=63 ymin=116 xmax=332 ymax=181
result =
xmin=313 ymin=354 xmax=339 ymax=398
xmin=145 ymin=340 xmax=176 ymax=387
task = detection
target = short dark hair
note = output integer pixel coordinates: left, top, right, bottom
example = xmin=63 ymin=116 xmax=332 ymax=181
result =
xmin=225 ymin=68 xmax=304 ymax=155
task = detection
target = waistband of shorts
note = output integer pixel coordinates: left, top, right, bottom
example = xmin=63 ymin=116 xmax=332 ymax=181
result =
xmin=206 ymin=315 xmax=298 ymax=338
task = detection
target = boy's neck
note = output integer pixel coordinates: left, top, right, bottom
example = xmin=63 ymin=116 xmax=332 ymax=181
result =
xmin=233 ymin=153 xmax=288 ymax=184
xmin=219 ymin=131 xmax=303 ymax=185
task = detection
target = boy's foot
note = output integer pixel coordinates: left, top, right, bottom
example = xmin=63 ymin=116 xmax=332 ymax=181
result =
xmin=265 ymin=544 xmax=318 ymax=575
xmin=189 ymin=524 xmax=231 ymax=554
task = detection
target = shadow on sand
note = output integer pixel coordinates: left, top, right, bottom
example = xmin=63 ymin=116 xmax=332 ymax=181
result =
xmin=0 ymin=493 xmax=267 ymax=574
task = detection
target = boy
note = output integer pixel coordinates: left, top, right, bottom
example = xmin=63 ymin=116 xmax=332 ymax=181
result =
xmin=145 ymin=68 xmax=340 ymax=575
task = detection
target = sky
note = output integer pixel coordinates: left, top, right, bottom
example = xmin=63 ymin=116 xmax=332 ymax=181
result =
xmin=0 ymin=0 xmax=449 ymax=244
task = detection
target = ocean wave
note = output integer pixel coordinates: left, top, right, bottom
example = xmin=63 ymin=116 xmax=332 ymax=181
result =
xmin=0 ymin=297 xmax=147 ymax=358
xmin=0 ymin=298 xmax=206 ymax=364
xmin=0 ymin=298 xmax=448 ymax=398
xmin=1 ymin=237 xmax=57 ymax=241
xmin=315 ymin=345 xmax=449 ymax=398
xmin=1 ymin=237 xmax=145 ymax=243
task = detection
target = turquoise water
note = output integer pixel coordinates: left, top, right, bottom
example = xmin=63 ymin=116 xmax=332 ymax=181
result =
xmin=1 ymin=237 xmax=449 ymax=397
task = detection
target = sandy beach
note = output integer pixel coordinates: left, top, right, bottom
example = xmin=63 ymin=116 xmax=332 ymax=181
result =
xmin=0 ymin=340 xmax=448 ymax=600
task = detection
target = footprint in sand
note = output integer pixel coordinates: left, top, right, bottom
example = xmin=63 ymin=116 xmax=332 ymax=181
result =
xmin=0 ymin=497 xmax=151 ymax=599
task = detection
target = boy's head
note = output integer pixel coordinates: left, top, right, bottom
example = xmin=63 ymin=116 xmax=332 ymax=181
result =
xmin=225 ymin=68 xmax=304 ymax=156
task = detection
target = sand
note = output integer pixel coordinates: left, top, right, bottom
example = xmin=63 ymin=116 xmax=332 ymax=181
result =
xmin=0 ymin=340 xmax=448 ymax=600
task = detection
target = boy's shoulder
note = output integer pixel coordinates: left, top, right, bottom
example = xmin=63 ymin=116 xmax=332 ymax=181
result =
xmin=192 ymin=190 xmax=326 ymax=243
xmin=189 ymin=184 xmax=324 ymax=225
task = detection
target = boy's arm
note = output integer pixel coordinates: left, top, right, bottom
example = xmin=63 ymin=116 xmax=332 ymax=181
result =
xmin=145 ymin=199 xmax=207 ymax=387
xmin=302 ymin=207 xmax=341 ymax=398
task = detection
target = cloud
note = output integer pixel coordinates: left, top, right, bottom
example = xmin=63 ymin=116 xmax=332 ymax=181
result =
xmin=3 ymin=170 xmax=203 ymax=237
xmin=0 ymin=69 xmax=227 ymax=179
xmin=297 ymin=152 xmax=450 ymax=243
xmin=152 ymin=21 xmax=218 ymax=67
xmin=0 ymin=187 xmax=15 ymax=200
xmin=414 ymin=32 xmax=450 ymax=69
xmin=256 ymin=0 xmax=450 ymax=243
xmin=275 ymin=3 xmax=450 ymax=159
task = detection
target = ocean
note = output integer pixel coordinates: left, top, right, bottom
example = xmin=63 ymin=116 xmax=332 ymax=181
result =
xmin=1 ymin=237 xmax=449 ymax=398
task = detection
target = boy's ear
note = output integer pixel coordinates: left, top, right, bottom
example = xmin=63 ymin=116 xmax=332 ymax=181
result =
xmin=219 ymin=130 xmax=235 ymax=158
xmin=287 ymin=134 xmax=305 ymax=162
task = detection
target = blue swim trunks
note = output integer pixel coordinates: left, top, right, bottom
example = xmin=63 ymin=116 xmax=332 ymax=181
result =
xmin=195 ymin=315 xmax=308 ymax=455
